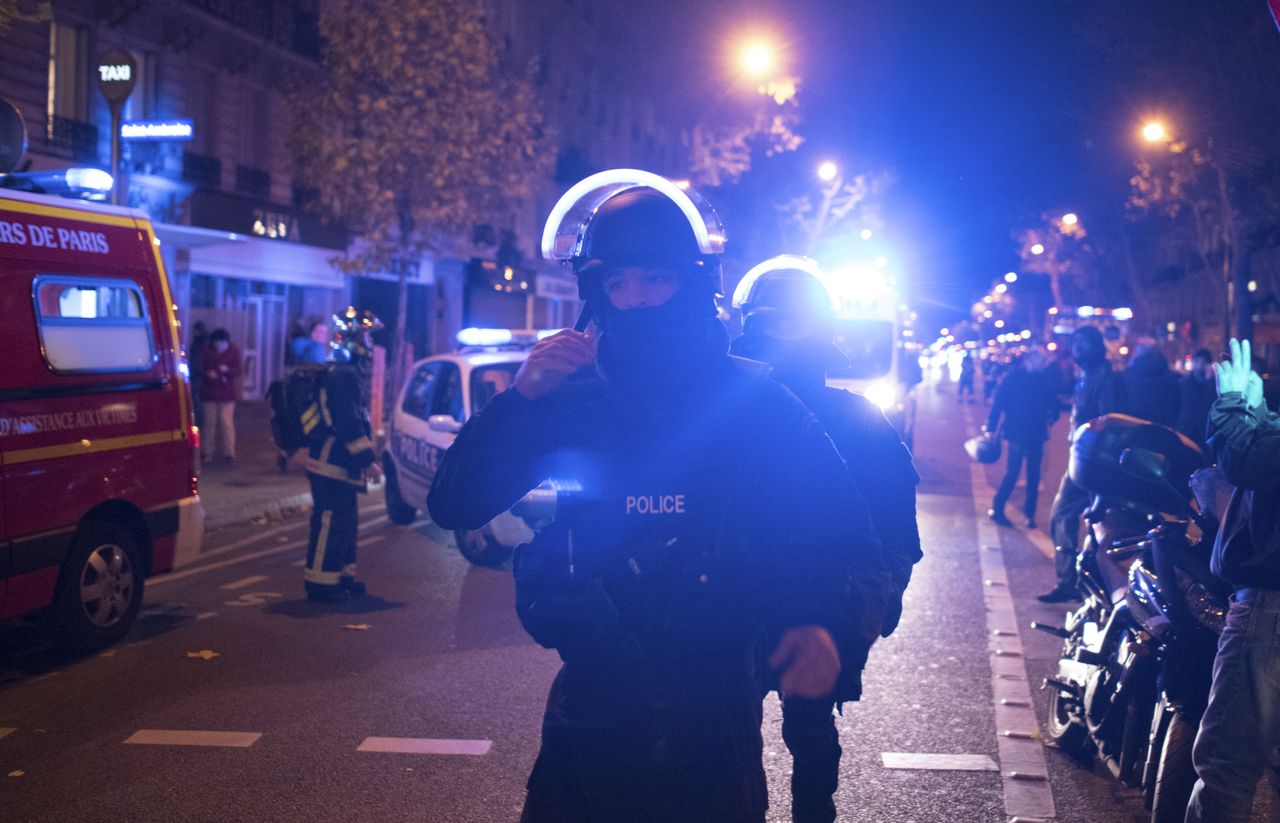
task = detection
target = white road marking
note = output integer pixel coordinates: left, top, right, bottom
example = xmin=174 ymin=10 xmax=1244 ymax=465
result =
xmin=0 ymin=728 xmax=14 ymax=741
xmin=291 ymin=560 xmax=306 ymax=567
xmin=124 ymin=730 xmax=262 ymax=748
xmin=151 ymin=515 xmax=390 ymax=587
xmin=223 ymin=592 xmax=283 ymax=607
xmin=881 ymin=752 xmax=998 ymax=772
xmin=220 ymin=575 xmax=270 ymax=590
xmin=356 ymin=737 xmax=492 ymax=756
xmin=195 ymin=611 xmax=219 ymax=621
xmin=359 ymin=535 xmax=387 ymax=547
xmin=965 ymin=407 xmax=1057 ymax=820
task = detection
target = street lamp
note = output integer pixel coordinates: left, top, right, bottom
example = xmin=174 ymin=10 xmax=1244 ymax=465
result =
xmin=1030 ymin=243 xmax=1045 ymax=255
xmin=817 ymin=160 xmax=838 ymax=182
xmin=1142 ymin=121 xmax=1170 ymax=144
xmin=740 ymin=42 xmax=776 ymax=77
xmin=1061 ymin=212 xmax=1078 ymax=227
xmin=1004 ymin=272 xmax=1018 ymax=283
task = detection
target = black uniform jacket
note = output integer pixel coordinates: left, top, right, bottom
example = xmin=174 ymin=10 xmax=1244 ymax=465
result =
xmin=986 ymin=368 xmax=1060 ymax=444
xmin=305 ymin=366 xmax=376 ymax=487
xmin=1209 ymin=392 xmax=1280 ymax=590
xmin=427 ymin=357 xmax=882 ymax=674
xmin=798 ymin=386 xmax=919 ymax=617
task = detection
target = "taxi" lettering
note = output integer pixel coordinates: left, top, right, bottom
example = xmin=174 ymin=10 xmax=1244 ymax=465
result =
xmin=625 ymin=494 xmax=686 ymax=515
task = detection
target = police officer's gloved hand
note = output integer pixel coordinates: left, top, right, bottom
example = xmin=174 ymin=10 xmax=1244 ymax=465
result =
xmin=515 ymin=330 xmax=596 ymax=400
xmin=768 ymin=625 xmax=841 ymax=700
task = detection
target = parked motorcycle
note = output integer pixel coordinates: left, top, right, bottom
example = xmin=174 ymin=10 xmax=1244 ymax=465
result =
xmin=1037 ymin=414 xmax=1222 ymax=821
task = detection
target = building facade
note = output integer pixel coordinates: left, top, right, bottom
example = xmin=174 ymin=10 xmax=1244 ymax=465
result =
xmin=0 ymin=0 xmax=690 ymax=394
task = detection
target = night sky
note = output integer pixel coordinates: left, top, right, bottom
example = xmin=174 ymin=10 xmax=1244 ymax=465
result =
xmin=621 ymin=1 xmax=1280 ymax=332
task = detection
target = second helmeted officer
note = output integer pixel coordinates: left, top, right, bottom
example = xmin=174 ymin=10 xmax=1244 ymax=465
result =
xmin=730 ymin=255 xmax=919 ymax=823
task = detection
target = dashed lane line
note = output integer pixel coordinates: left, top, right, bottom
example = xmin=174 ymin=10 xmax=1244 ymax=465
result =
xmin=0 ymin=728 xmax=14 ymax=741
xmin=220 ymin=574 xmax=270 ymax=590
xmin=195 ymin=611 xmax=219 ymax=621
xmin=356 ymin=737 xmax=492 ymax=755
xmin=881 ymin=752 xmax=998 ymax=772
xmin=124 ymin=730 xmax=261 ymax=748
xmin=965 ymin=406 xmax=1057 ymax=820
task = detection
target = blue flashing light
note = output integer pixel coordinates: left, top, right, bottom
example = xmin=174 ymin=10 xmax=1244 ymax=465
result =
xmin=1113 ymin=307 xmax=1134 ymax=321
xmin=1077 ymin=306 xmax=1095 ymax=318
xmin=456 ymin=327 xmax=514 ymax=347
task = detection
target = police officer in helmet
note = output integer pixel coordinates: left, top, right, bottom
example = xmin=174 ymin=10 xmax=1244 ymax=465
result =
xmin=428 ymin=171 xmax=884 ymax=821
xmin=731 ymin=256 xmax=921 ymax=823
xmin=302 ymin=308 xmax=383 ymax=603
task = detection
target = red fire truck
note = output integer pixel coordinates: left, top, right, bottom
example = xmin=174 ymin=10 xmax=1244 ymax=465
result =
xmin=0 ymin=186 xmax=203 ymax=649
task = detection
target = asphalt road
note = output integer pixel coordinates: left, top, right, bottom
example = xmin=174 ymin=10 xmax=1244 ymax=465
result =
xmin=0 ymin=377 xmax=1272 ymax=822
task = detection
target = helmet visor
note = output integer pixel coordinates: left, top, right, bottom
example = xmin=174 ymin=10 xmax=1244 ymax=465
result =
xmin=541 ymin=169 xmax=726 ymax=262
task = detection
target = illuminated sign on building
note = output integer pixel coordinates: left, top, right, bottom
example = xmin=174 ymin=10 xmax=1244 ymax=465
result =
xmin=120 ymin=119 xmax=195 ymax=141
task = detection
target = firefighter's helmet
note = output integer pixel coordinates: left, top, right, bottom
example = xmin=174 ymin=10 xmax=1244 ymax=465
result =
xmin=330 ymin=307 xmax=383 ymax=364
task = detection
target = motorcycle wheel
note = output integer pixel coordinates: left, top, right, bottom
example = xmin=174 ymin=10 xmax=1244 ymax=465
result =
xmin=1150 ymin=710 xmax=1199 ymax=823
xmin=1047 ymin=680 xmax=1090 ymax=760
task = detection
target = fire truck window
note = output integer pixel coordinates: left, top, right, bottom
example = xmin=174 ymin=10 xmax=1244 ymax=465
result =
xmin=433 ymin=364 xmax=464 ymax=422
xmin=470 ymin=364 xmax=518 ymax=415
xmin=33 ymin=276 xmax=155 ymax=373
xmin=401 ymin=362 xmax=443 ymax=422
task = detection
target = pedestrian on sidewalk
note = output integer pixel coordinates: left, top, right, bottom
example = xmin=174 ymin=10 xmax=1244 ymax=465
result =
xmin=302 ymin=308 xmax=383 ymax=603
xmin=292 ymin=317 xmax=331 ymax=365
xmin=731 ymin=255 xmax=920 ymax=823
xmin=1041 ymin=325 xmax=1125 ymax=603
xmin=1185 ymin=338 xmax=1280 ymax=822
xmin=189 ymin=320 xmax=208 ymax=431
xmin=985 ymin=345 xmax=1060 ymax=529
xmin=1176 ymin=348 xmax=1217 ymax=451
xmin=958 ymin=352 xmax=976 ymax=402
xmin=201 ymin=328 xmax=241 ymax=464
xmin=429 ymin=176 xmax=874 ymax=822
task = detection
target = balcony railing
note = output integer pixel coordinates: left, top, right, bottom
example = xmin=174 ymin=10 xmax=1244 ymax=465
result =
xmin=40 ymin=115 xmax=99 ymax=162
xmin=182 ymin=151 xmax=222 ymax=188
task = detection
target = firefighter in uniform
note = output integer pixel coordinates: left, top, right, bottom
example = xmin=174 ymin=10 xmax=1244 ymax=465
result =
xmin=427 ymin=171 xmax=885 ymax=822
xmin=303 ymin=308 xmax=383 ymax=603
xmin=730 ymin=256 xmax=921 ymax=823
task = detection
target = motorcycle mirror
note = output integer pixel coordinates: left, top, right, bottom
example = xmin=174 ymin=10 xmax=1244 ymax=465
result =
xmin=1119 ymin=447 xmax=1168 ymax=481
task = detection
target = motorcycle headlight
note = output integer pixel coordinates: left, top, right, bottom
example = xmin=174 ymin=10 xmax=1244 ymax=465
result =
xmin=865 ymin=380 xmax=898 ymax=411
xmin=1184 ymin=583 xmax=1227 ymax=634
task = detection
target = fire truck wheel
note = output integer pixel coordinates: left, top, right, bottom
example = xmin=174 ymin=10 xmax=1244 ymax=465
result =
xmin=454 ymin=528 xmax=511 ymax=568
xmin=383 ymin=458 xmax=417 ymax=525
xmin=50 ymin=522 xmax=145 ymax=651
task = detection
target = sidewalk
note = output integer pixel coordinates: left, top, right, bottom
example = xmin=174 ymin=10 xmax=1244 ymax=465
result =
xmin=197 ymin=400 xmax=383 ymax=531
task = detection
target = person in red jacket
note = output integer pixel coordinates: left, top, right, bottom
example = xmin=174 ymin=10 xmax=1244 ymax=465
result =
xmin=201 ymin=328 xmax=242 ymax=463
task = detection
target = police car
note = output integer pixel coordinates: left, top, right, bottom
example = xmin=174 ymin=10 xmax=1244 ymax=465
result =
xmin=383 ymin=328 xmax=555 ymax=566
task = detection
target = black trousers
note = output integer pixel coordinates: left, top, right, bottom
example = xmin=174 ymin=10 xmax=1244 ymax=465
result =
xmin=304 ymin=474 xmax=358 ymax=593
xmin=521 ymin=661 xmax=767 ymax=823
xmin=992 ymin=439 xmax=1045 ymax=519
xmin=781 ymin=697 xmax=841 ymax=823
xmin=1048 ymin=471 xmax=1092 ymax=587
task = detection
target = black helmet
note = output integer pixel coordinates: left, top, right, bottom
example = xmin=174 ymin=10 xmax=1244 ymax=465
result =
xmin=541 ymin=169 xmax=725 ymax=325
xmin=732 ymin=254 xmax=840 ymax=330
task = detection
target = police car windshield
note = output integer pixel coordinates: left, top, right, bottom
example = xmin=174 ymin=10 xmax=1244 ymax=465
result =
xmin=828 ymin=318 xmax=894 ymax=381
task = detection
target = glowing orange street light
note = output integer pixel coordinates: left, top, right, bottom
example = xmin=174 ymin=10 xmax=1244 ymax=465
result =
xmin=817 ymin=160 xmax=839 ymax=182
xmin=1142 ymin=121 xmax=1170 ymax=143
